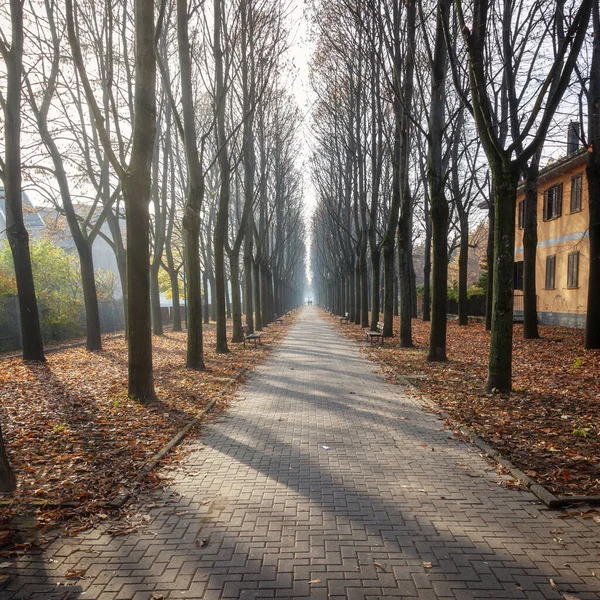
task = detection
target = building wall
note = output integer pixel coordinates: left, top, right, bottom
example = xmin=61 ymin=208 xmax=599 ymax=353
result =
xmin=515 ymin=158 xmax=588 ymax=327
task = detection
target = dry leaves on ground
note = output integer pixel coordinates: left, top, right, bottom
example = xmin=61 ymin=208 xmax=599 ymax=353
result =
xmin=330 ymin=312 xmax=599 ymax=497
xmin=0 ymin=316 xmax=296 ymax=536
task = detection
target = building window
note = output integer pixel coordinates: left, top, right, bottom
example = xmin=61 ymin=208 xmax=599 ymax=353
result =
xmin=518 ymin=200 xmax=525 ymax=229
xmin=570 ymin=174 xmax=583 ymax=213
xmin=514 ymin=260 xmax=524 ymax=291
xmin=545 ymin=255 xmax=556 ymax=289
xmin=567 ymin=251 xmax=580 ymax=288
xmin=543 ymin=183 xmax=563 ymax=221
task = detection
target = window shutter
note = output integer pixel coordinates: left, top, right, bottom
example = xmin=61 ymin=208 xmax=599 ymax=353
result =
xmin=543 ymin=190 xmax=548 ymax=221
xmin=568 ymin=252 xmax=579 ymax=288
xmin=545 ymin=255 xmax=556 ymax=289
xmin=568 ymin=254 xmax=574 ymax=288
xmin=518 ymin=200 xmax=524 ymax=229
xmin=557 ymin=183 xmax=563 ymax=217
xmin=571 ymin=174 xmax=582 ymax=213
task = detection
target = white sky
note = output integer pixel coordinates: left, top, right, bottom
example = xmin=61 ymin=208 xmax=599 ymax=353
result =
xmin=287 ymin=0 xmax=317 ymax=217
xmin=287 ymin=0 xmax=317 ymax=284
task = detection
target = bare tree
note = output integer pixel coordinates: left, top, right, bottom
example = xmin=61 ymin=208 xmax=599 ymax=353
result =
xmin=585 ymin=0 xmax=600 ymax=349
xmin=450 ymin=0 xmax=592 ymax=391
xmin=0 ymin=0 xmax=45 ymax=362
xmin=24 ymin=0 xmax=104 ymax=351
xmin=67 ymin=0 xmax=160 ymax=401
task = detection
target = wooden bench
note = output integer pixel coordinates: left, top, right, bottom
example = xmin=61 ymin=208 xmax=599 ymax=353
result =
xmin=340 ymin=312 xmax=350 ymax=324
xmin=365 ymin=321 xmax=384 ymax=345
xmin=242 ymin=325 xmax=262 ymax=348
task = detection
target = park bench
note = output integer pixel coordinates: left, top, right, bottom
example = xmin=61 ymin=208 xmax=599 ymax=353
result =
xmin=365 ymin=321 xmax=384 ymax=345
xmin=276 ymin=313 xmax=284 ymax=324
xmin=340 ymin=312 xmax=350 ymax=324
xmin=242 ymin=325 xmax=262 ymax=348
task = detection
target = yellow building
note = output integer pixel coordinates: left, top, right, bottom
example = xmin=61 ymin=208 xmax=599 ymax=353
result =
xmin=514 ymin=148 xmax=588 ymax=328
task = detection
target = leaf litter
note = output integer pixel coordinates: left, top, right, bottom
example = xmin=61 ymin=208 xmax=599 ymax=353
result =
xmin=329 ymin=314 xmax=600 ymax=497
xmin=0 ymin=318 xmax=295 ymax=547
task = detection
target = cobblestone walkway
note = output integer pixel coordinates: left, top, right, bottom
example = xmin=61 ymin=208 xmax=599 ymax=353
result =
xmin=4 ymin=307 xmax=600 ymax=599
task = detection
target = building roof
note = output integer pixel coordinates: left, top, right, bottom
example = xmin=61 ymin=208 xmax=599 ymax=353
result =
xmin=0 ymin=188 xmax=45 ymax=231
xmin=517 ymin=148 xmax=587 ymax=193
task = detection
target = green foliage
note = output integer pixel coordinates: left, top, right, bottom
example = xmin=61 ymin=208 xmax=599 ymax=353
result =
xmin=0 ymin=239 xmax=115 ymax=343
xmin=0 ymin=258 xmax=16 ymax=296
xmin=571 ymin=356 xmax=584 ymax=370
xmin=95 ymin=268 xmax=117 ymax=300
xmin=572 ymin=425 xmax=593 ymax=439
xmin=28 ymin=240 xmax=85 ymax=340
xmin=467 ymin=286 xmax=485 ymax=299
xmin=158 ymin=267 xmax=173 ymax=299
xmin=477 ymin=255 xmax=489 ymax=292
xmin=447 ymin=281 xmax=459 ymax=301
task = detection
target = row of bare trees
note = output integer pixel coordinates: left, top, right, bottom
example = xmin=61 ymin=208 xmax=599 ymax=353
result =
xmin=0 ymin=0 xmax=306 ymax=490
xmin=310 ymin=0 xmax=598 ymax=392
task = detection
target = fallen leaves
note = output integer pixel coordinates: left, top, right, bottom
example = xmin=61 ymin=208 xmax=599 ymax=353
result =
xmin=0 ymin=318 xmax=295 ymax=538
xmin=330 ymin=314 xmax=600 ymax=497
xmin=64 ymin=568 xmax=86 ymax=579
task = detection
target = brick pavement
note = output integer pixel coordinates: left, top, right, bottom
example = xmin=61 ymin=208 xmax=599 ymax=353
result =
xmin=3 ymin=306 xmax=600 ymax=599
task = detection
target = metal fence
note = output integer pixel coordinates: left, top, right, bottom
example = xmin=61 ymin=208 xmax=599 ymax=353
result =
xmin=0 ymin=295 xmax=126 ymax=352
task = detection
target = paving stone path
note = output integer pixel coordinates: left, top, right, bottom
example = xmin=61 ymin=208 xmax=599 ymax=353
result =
xmin=4 ymin=306 xmax=600 ymax=600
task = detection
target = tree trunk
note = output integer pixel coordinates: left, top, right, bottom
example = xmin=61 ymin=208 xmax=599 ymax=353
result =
xmin=370 ymin=249 xmax=381 ymax=330
xmin=182 ymin=223 xmax=208 ymax=371
xmin=354 ymin=259 xmax=361 ymax=324
xmin=122 ymin=175 xmax=155 ymax=401
xmin=0 ymin=422 xmax=15 ymax=493
xmin=423 ymin=197 xmax=432 ymax=321
xmin=253 ymin=260 xmax=262 ymax=330
xmin=226 ymin=280 xmax=232 ymax=319
xmin=177 ymin=0 xmax=205 ymax=368
xmin=383 ymin=246 xmax=394 ymax=336
xmin=150 ymin=261 xmax=163 ymax=335
xmin=3 ymin=0 xmax=45 ymax=362
xmin=398 ymin=201 xmax=413 ymax=348
xmin=458 ymin=216 xmax=469 ymax=326
xmin=426 ymin=0 xmax=450 ymax=362
xmin=80 ymin=245 xmax=102 ymax=349
xmin=394 ymin=270 xmax=399 ymax=316
xmin=348 ymin=262 xmax=355 ymax=323
xmin=169 ymin=265 xmax=182 ymax=332
xmin=359 ymin=245 xmax=369 ymax=327
xmin=244 ymin=234 xmax=254 ymax=331
xmin=586 ymin=155 xmax=600 ymax=348
xmin=485 ymin=202 xmax=495 ymax=331
xmin=585 ymin=2 xmax=600 ymax=349
xmin=409 ymin=251 xmax=417 ymax=319
xmin=428 ymin=193 xmax=449 ymax=361
xmin=213 ymin=0 xmax=230 ymax=354
xmin=203 ymin=272 xmax=210 ymax=325
xmin=230 ymin=252 xmax=243 ymax=342
xmin=261 ymin=264 xmax=270 ymax=325
xmin=522 ymin=170 xmax=539 ymax=338
xmin=106 ymin=209 xmax=128 ymax=334
xmin=487 ymin=164 xmax=519 ymax=392
xmin=209 ymin=276 xmax=217 ymax=321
